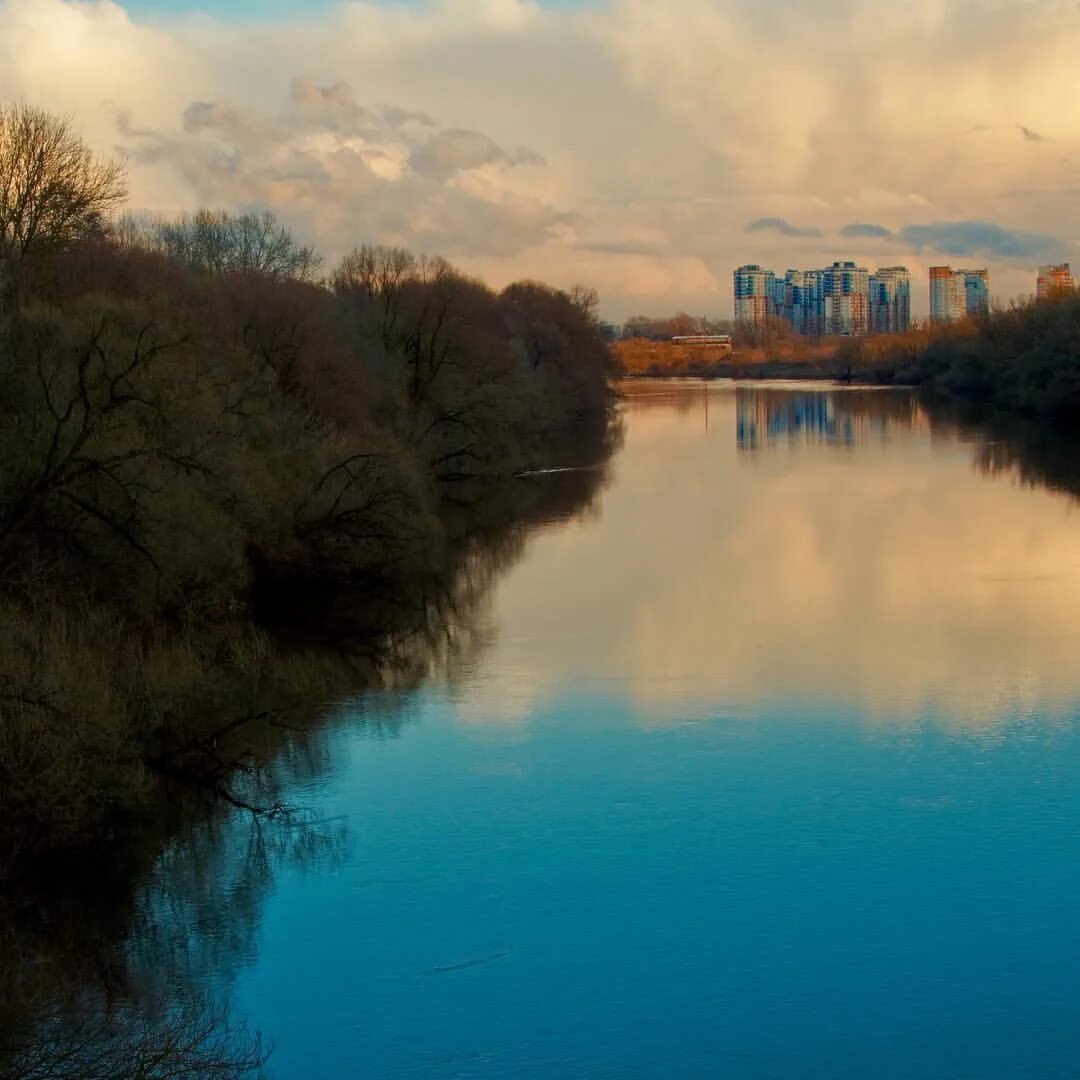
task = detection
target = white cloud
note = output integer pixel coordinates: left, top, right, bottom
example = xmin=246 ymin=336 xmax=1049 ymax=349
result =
xmin=2 ymin=0 xmax=1079 ymax=316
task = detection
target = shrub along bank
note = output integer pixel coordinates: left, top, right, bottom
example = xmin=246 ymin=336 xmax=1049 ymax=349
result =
xmin=916 ymin=292 xmax=1080 ymax=419
xmin=0 ymin=220 xmax=614 ymax=866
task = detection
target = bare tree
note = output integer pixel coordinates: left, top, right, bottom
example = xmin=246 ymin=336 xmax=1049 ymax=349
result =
xmin=0 ymin=103 xmax=126 ymax=260
xmin=148 ymin=210 xmax=321 ymax=281
xmin=333 ymin=244 xmax=418 ymax=348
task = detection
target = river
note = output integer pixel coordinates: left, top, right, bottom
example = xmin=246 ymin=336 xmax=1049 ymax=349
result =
xmin=10 ymin=380 xmax=1080 ymax=1078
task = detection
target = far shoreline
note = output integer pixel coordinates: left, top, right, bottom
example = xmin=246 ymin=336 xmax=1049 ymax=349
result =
xmin=612 ymin=362 xmax=914 ymax=386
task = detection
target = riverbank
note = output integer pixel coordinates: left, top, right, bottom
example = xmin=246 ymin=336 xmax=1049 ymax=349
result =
xmin=1 ymin=452 xmax=613 ymax=1080
xmin=612 ymin=329 xmax=927 ymax=385
xmin=614 ymin=294 xmax=1080 ymax=413
xmin=612 ymin=341 xmax=922 ymax=385
xmin=10 ymin=382 xmax=1080 ymax=1079
xmin=0 ymin=231 xmax=615 ymax=873
xmin=0 ymin=105 xmax=619 ymax=1075
xmin=917 ymin=292 xmax=1080 ymax=420
xmin=614 ymin=360 xmax=906 ymax=384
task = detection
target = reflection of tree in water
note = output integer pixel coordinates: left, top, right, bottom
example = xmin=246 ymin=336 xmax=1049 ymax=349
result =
xmin=1 ymin=795 xmax=342 ymax=1077
xmin=0 ymin=447 xmax=616 ymax=1079
xmin=7 ymin=995 xmax=268 ymax=1080
xmin=615 ymin=380 xmax=707 ymax=417
xmin=931 ymin=403 xmax=1080 ymax=503
xmin=730 ymin=387 xmax=1080 ymax=503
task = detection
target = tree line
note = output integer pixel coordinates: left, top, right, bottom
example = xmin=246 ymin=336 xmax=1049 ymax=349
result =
xmin=915 ymin=292 xmax=1080 ymax=419
xmin=615 ymin=297 xmax=1080 ymax=402
xmin=804 ymin=297 xmax=1080 ymax=405
xmin=0 ymin=103 xmax=615 ymax=864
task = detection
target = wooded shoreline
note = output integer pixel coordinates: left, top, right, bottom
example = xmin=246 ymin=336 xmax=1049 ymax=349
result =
xmin=0 ymin=106 xmax=618 ymax=875
xmin=613 ymin=292 xmax=1080 ymax=421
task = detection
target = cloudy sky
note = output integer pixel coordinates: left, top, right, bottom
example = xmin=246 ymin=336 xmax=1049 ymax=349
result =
xmin=2 ymin=0 xmax=1078 ymax=319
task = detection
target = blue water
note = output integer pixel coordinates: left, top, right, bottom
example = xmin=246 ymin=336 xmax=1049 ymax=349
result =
xmin=220 ymin=384 xmax=1080 ymax=1077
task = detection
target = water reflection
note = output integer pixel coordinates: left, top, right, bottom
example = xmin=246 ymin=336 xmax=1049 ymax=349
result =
xmin=8 ymin=384 xmax=1080 ymax=1077
xmin=946 ymin=406 xmax=1080 ymax=503
xmin=187 ymin=386 xmax=1080 ymax=1076
xmin=454 ymin=381 xmax=1080 ymax=733
xmin=0 ymin=451 xmax=617 ymax=1080
xmin=736 ymin=387 xmax=924 ymax=450
xmin=0 ymin=817 xmax=280 ymax=1080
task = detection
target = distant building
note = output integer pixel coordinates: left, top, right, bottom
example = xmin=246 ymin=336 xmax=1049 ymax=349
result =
xmin=930 ymin=266 xmax=965 ymax=322
xmin=869 ymin=267 xmax=912 ymax=334
xmin=733 ymin=261 xmax=911 ymax=336
xmin=823 ymin=261 xmax=870 ymax=336
xmin=1037 ymin=263 xmax=1074 ymax=299
xmin=733 ymin=264 xmax=777 ymax=325
xmin=782 ymin=269 xmax=826 ymax=336
xmin=671 ymin=334 xmax=733 ymax=350
xmin=769 ymin=275 xmax=787 ymax=321
xmin=962 ymin=269 xmax=990 ymax=316
xmin=930 ymin=266 xmax=988 ymax=322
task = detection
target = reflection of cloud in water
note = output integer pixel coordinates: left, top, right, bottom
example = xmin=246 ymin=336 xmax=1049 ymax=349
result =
xmin=453 ymin=384 xmax=1080 ymax=732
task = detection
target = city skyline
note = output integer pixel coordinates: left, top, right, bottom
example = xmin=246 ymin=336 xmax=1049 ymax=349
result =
xmin=735 ymin=261 xmax=914 ymax=337
xmin=1 ymin=0 xmax=1079 ymax=320
xmin=728 ymin=258 xmax=1080 ymax=334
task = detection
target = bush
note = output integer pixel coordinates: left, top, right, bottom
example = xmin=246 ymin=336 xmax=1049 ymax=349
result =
xmin=917 ymin=293 xmax=1080 ymax=418
xmin=0 ymin=224 xmax=614 ymax=863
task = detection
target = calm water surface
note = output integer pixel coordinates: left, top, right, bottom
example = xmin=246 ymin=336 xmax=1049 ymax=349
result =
xmin=202 ymin=385 xmax=1080 ymax=1075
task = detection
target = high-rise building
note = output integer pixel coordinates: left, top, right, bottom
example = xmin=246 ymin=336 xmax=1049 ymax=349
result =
xmin=1037 ymin=263 xmax=1074 ymax=299
xmin=961 ymin=269 xmax=990 ymax=316
xmin=781 ymin=269 xmax=826 ymax=337
xmin=930 ymin=266 xmax=965 ymax=322
xmin=733 ymin=264 xmax=777 ymax=326
xmin=734 ymin=262 xmax=912 ymax=336
xmin=769 ymin=276 xmax=787 ymax=321
xmin=931 ymin=266 xmax=990 ymax=320
xmin=823 ymin=261 xmax=870 ymax=336
xmin=869 ymin=267 xmax=912 ymax=334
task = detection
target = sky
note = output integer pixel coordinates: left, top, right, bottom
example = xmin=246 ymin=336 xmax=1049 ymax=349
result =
xmin=1 ymin=0 xmax=1077 ymax=320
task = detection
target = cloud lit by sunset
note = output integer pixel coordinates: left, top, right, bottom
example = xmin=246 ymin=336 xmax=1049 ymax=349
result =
xmin=2 ymin=0 xmax=1078 ymax=317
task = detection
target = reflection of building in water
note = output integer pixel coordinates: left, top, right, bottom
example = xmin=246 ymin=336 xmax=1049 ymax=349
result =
xmin=736 ymin=389 xmax=923 ymax=450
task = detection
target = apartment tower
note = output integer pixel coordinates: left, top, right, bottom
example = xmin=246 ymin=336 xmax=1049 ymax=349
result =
xmin=733 ymin=265 xmax=777 ymax=325
xmin=869 ymin=267 xmax=912 ymax=334
xmin=733 ymin=263 xmax=911 ymax=336
xmin=931 ymin=266 xmax=989 ymax=322
xmin=823 ymin=261 xmax=870 ymax=336
xmin=1037 ymin=264 xmax=1074 ymax=299
xmin=962 ymin=269 xmax=990 ymax=316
